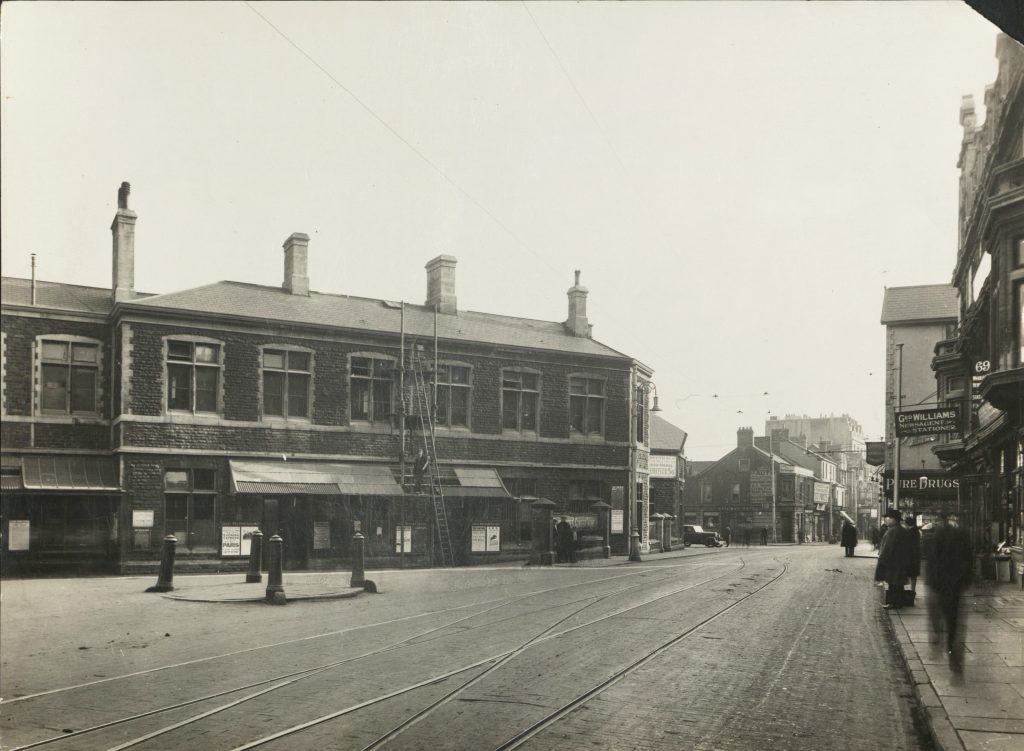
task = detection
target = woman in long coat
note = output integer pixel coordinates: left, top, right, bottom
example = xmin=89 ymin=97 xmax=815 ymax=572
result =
xmin=840 ymin=520 xmax=858 ymax=557
xmin=874 ymin=508 xmax=909 ymax=608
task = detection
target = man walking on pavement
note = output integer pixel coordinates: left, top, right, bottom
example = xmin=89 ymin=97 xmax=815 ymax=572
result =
xmin=924 ymin=510 xmax=973 ymax=676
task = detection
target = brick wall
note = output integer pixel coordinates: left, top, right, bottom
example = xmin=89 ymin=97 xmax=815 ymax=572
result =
xmin=122 ymin=320 xmax=634 ymax=460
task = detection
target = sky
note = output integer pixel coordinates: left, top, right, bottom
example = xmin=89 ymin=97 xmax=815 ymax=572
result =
xmin=0 ymin=2 xmax=1006 ymax=459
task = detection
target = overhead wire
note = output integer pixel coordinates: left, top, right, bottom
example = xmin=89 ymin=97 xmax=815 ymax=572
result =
xmin=243 ymin=2 xmax=557 ymax=278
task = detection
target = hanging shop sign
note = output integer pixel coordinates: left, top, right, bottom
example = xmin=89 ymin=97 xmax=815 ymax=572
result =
xmin=895 ymin=406 xmax=961 ymax=437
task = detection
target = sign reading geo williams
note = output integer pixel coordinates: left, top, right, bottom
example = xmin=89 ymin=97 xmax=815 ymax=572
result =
xmin=895 ymin=405 xmax=961 ymax=437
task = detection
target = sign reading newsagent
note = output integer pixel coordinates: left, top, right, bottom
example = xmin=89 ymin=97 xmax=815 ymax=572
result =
xmin=895 ymin=406 xmax=961 ymax=438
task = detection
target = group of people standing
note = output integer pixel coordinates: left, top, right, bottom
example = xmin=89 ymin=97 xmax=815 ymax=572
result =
xmin=873 ymin=507 xmax=974 ymax=675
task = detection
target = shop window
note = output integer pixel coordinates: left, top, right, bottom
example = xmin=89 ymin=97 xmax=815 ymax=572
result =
xmin=38 ymin=338 xmax=101 ymax=415
xmin=501 ymin=370 xmax=539 ymax=432
xmin=434 ymin=364 xmax=471 ymax=428
xmin=166 ymin=339 xmax=221 ymax=414
xmin=350 ymin=356 xmax=394 ymax=422
xmin=262 ymin=348 xmax=311 ymax=420
xmin=569 ymin=376 xmax=605 ymax=436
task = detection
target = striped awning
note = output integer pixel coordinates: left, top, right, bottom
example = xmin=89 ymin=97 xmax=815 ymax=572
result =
xmin=20 ymin=456 xmax=120 ymax=491
xmin=230 ymin=460 xmax=402 ymax=496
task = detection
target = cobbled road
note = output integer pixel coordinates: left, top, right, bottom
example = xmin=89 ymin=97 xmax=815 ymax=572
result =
xmin=0 ymin=544 xmax=927 ymax=751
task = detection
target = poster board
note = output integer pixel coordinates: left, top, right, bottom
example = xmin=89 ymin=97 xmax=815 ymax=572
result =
xmin=221 ymin=525 xmax=260 ymax=557
xmin=395 ymin=525 xmax=413 ymax=553
xmin=8 ymin=520 xmax=30 ymax=551
xmin=611 ymin=485 xmax=624 ymax=533
xmin=471 ymin=525 xmax=500 ymax=552
xmin=313 ymin=521 xmax=331 ymax=550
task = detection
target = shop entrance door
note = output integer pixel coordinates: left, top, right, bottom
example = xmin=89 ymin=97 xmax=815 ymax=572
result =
xmin=165 ymin=495 xmax=217 ymax=552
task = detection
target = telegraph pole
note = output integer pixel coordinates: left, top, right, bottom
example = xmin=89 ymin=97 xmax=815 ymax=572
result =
xmin=894 ymin=343 xmax=903 ymax=511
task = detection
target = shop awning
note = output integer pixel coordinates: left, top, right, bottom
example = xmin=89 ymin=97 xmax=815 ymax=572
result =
xmin=230 ymin=460 xmax=402 ymax=496
xmin=20 ymin=456 xmax=120 ymax=491
xmin=435 ymin=467 xmax=512 ymax=498
xmin=839 ymin=510 xmax=856 ymax=524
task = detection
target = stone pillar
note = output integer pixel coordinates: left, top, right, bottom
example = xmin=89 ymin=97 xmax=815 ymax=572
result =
xmin=265 ymin=535 xmax=286 ymax=605
xmin=246 ymin=529 xmax=263 ymax=583
xmin=148 ymin=535 xmax=177 ymax=592
xmin=350 ymin=532 xmax=366 ymax=588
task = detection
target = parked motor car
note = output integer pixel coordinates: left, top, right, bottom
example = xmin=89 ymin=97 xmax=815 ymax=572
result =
xmin=682 ymin=524 xmax=724 ymax=547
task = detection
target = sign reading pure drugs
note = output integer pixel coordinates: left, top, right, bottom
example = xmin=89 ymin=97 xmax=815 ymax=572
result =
xmin=895 ymin=406 xmax=961 ymax=437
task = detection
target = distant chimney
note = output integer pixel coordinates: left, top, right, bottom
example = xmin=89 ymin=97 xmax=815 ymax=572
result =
xmin=737 ymin=427 xmax=754 ymax=447
xmin=283 ymin=233 xmax=310 ymax=296
xmin=565 ymin=270 xmax=591 ymax=337
xmin=425 ymin=255 xmax=457 ymax=314
xmin=111 ymin=182 xmax=136 ymax=303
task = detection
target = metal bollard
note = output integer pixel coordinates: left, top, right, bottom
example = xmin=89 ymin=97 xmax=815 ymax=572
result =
xmin=265 ymin=534 xmax=286 ymax=605
xmin=350 ymin=532 xmax=366 ymax=588
xmin=629 ymin=526 xmax=643 ymax=562
xmin=246 ymin=529 xmax=263 ymax=583
xmin=147 ymin=535 xmax=177 ymax=592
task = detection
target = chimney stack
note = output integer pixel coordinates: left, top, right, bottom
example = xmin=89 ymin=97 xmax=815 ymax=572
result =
xmin=737 ymin=427 xmax=754 ymax=447
xmin=111 ymin=182 xmax=137 ymax=303
xmin=425 ymin=255 xmax=457 ymax=314
xmin=283 ymin=233 xmax=310 ymax=296
xmin=565 ymin=270 xmax=591 ymax=337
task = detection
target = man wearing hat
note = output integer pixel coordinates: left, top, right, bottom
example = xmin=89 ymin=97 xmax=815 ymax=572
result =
xmin=555 ymin=515 xmax=575 ymax=563
xmin=874 ymin=508 xmax=911 ymax=609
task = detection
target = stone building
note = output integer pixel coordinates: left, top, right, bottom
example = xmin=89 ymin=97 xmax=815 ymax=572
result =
xmin=931 ymin=34 xmax=1024 ymax=573
xmin=880 ymin=284 xmax=961 ymax=518
xmin=1 ymin=184 xmax=658 ymax=574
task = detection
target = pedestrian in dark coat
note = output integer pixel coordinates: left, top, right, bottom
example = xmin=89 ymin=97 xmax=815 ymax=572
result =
xmin=924 ymin=511 xmax=973 ymax=675
xmin=723 ymin=526 xmax=731 ymax=547
xmin=555 ymin=516 xmax=574 ymax=563
xmin=760 ymin=527 xmax=768 ymax=546
xmin=840 ymin=520 xmax=858 ymax=557
xmin=870 ymin=526 xmax=881 ymax=550
xmin=904 ymin=514 xmax=921 ymax=593
xmin=874 ymin=508 xmax=910 ymax=608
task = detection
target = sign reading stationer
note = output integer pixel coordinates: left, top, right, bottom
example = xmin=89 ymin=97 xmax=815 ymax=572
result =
xmin=895 ymin=406 xmax=961 ymax=437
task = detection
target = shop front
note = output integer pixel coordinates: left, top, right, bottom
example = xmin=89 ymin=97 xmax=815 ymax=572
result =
xmin=1 ymin=456 xmax=121 ymax=575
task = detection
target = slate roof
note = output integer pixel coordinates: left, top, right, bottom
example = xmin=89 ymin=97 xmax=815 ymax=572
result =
xmin=122 ymin=280 xmax=630 ymax=358
xmin=880 ymin=285 xmax=959 ymax=325
xmin=650 ymin=414 xmax=687 ymax=452
xmin=0 ymin=277 xmax=127 ymax=315
xmin=685 ymin=460 xmax=715 ymax=477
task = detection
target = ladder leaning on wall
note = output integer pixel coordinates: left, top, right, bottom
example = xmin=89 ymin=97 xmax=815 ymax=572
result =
xmin=407 ymin=346 xmax=454 ymax=568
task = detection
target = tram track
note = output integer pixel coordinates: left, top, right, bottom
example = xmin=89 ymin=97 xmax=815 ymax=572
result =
xmin=220 ymin=558 xmax=780 ymax=751
xmin=3 ymin=558 xmax=740 ymax=751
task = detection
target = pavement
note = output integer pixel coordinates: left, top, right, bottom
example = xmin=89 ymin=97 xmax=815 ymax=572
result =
xmin=881 ymin=554 xmax=1024 ymax=751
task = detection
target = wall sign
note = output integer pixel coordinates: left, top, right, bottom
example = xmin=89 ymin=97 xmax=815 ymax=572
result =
xmin=313 ymin=521 xmax=331 ymax=550
xmin=895 ymin=406 xmax=961 ymax=437
xmin=394 ymin=525 xmax=412 ymax=553
xmin=648 ymin=454 xmax=677 ymax=478
xmin=133 ymin=510 xmax=154 ymax=528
